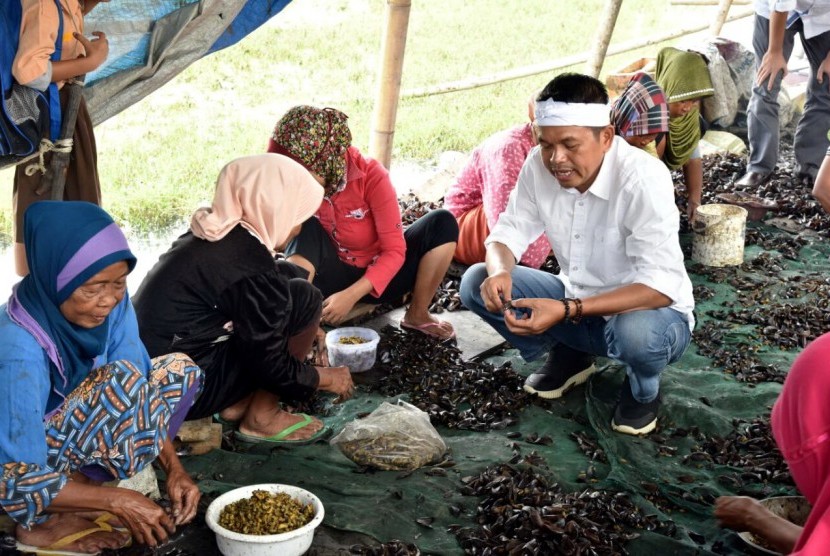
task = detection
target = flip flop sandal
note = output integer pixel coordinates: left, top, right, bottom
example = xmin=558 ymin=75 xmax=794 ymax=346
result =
xmin=399 ymin=319 xmax=456 ymax=341
xmin=16 ymin=512 xmax=131 ymax=555
xmin=213 ymin=413 xmax=240 ymax=427
xmin=233 ymin=413 xmax=331 ymax=445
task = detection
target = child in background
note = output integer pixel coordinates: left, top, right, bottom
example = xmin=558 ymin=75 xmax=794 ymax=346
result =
xmin=12 ymin=0 xmax=111 ymax=276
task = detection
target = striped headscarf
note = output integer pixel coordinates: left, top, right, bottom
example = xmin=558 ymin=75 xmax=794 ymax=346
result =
xmin=611 ymin=72 xmax=668 ymax=138
xmin=268 ymin=105 xmax=352 ymax=189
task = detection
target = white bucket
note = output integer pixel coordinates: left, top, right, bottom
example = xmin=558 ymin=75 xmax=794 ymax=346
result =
xmin=691 ymin=204 xmax=748 ymax=267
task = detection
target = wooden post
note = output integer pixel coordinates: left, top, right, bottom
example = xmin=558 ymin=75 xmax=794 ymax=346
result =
xmin=585 ymin=0 xmax=624 ymax=78
xmin=369 ymin=0 xmax=411 ymax=169
xmin=709 ymin=0 xmax=734 ymax=36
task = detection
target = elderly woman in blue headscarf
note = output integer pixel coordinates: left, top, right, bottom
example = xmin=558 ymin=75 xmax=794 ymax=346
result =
xmin=0 ymin=201 xmax=202 ymax=554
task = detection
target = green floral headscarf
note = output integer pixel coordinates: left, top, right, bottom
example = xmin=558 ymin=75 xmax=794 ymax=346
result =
xmin=655 ymin=47 xmax=714 ymax=170
xmin=268 ymin=105 xmax=352 ymax=189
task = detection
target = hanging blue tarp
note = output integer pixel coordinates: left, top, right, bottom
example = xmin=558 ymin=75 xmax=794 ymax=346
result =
xmin=82 ymin=0 xmax=292 ymax=125
xmin=209 ymin=0 xmax=291 ymax=53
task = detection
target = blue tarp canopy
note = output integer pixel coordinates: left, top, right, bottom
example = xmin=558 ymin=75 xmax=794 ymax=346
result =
xmin=83 ymin=0 xmax=291 ymax=124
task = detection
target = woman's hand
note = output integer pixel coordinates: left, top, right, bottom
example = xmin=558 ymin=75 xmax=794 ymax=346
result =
xmin=316 ymin=366 xmax=355 ymax=401
xmin=311 ymin=327 xmax=329 ymax=366
xmin=322 ymin=292 xmax=357 ymax=325
xmin=109 ymin=488 xmax=176 ymax=547
xmin=164 ymin=467 xmax=201 ymax=526
xmin=714 ymin=495 xmax=802 ymax=554
xmin=687 ymin=198 xmax=700 ymax=221
xmin=714 ymin=496 xmax=763 ymax=531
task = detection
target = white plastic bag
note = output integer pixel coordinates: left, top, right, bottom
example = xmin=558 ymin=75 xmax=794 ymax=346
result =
xmin=330 ymin=401 xmax=448 ymax=471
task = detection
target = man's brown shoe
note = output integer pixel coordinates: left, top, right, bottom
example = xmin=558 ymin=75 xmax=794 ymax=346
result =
xmin=735 ymin=171 xmax=770 ymax=187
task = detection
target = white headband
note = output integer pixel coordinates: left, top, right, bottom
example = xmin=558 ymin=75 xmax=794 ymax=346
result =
xmin=535 ymin=99 xmax=610 ymax=127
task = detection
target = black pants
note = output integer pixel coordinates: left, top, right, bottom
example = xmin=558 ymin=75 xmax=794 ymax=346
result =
xmin=285 ymin=209 xmax=459 ymax=303
xmin=185 ymin=277 xmax=322 ymax=419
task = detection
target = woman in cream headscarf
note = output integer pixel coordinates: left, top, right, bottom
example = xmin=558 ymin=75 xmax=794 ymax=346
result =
xmin=655 ymin=47 xmax=714 ymax=219
xmin=134 ymin=154 xmax=354 ymax=444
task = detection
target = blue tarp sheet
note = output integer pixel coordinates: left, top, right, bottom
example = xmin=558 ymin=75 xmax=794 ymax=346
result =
xmin=82 ymin=0 xmax=291 ymax=123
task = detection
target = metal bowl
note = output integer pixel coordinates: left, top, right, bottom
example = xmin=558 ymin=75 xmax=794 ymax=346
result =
xmin=737 ymin=496 xmax=811 ymax=555
xmin=716 ymin=192 xmax=779 ymax=222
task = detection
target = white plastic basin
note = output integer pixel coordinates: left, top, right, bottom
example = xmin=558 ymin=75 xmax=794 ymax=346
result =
xmin=205 ymin=483 xmax=324 ymax=556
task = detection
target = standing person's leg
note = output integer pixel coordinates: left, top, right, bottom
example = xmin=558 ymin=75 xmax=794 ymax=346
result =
xmin=12 ymin=93 xmax=101 ymax=277
xmin=794 ymin=26 xmax=830 ymax=182
xmin=606 ymin=308 xmax=691 ymax=435
xmin=742 ymin=15 xmax=797 ymax=181
xmin=379 ymin=209 xmax=458 ymax=340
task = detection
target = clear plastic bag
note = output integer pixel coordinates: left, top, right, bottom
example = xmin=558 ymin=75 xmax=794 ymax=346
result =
xmin=330 ymin=401 xmax=447 ymax=471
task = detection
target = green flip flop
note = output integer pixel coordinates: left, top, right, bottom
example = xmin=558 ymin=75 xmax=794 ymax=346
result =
xmin=213 ymin=413 xmax=240 ymax=427
xmin=233 ymin=413 xmax=330 ymax=445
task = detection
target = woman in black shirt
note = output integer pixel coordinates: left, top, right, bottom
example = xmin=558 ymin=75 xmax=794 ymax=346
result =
xmin=135 ymin=154 xmax=354 ymax=444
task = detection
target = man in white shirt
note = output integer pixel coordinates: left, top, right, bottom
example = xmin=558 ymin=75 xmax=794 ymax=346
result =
xmin=459 ymin=73 xmax=695 ymax=436
xmin=736 ymin=0 xmax=830 ymax=187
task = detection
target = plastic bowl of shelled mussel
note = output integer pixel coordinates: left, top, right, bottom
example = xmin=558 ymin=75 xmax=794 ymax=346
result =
xmin=326 ymin=326 xmax=380 ymax=373
xmin=206 ymin=483 xmax=324 ymax=556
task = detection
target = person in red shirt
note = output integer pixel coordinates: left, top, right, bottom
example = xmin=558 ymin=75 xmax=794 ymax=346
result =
xmin=269 ymin=105 xmax=458 ymax=341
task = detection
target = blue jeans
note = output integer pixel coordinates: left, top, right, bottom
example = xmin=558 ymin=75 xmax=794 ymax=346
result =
xmin=459 ymin=264 xmax=691 ymax=403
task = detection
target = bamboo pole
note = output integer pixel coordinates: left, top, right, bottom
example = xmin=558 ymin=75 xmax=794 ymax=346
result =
xmin=585 ymin=0 xmax=624 ymax=78
xmin=709 ymin=0 xmax=734 ymax=36
xmin=401 ymin=7 xmax=753 ymax=99
xmin=368 ymin=0 xmax=411 ymax=169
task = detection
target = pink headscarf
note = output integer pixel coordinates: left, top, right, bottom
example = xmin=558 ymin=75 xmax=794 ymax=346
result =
xmin=191 ymin=154 xmax=323 ymax=255
xmin=771 ymin=332 xmax=830 ymax=554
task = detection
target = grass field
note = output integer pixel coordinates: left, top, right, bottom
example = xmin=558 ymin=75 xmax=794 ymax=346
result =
xmin=0 ymin=0 xmax=749 ymax=240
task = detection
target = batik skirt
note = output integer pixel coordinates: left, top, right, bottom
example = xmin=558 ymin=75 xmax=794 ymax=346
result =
xmin=0 ymin=353 xmax=201 ymax=526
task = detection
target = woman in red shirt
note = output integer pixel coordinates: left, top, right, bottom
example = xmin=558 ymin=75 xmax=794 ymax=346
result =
xmin=269 ymin=105 xmax=458 ymax=341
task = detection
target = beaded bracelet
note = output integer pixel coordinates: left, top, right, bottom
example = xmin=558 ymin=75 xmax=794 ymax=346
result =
xmin=559 ymin=298 xmax=570 ymax=321
xmin=571 ymin=297 xmax=584 ymax=324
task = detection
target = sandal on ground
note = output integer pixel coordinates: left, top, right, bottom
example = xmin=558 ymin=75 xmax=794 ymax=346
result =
xmin=16 ymin=512 xmax=131 ymax=556
xmin=233 ymin=413 xmax=331 ymax=445
xmin=399 ymin=318 xmax=456 ymax=341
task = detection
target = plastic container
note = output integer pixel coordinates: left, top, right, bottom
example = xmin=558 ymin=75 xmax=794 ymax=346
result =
xmin=205 ymin=483 xmax=324 ymax=556
xmin=691 ymin=203 xmax=748 ymax=267
xmin=737 ymin=496 xmax=811 ymax=555
xmin=325 ymin=327 xmax=380 ymax=373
